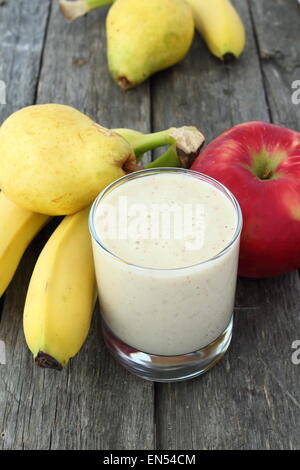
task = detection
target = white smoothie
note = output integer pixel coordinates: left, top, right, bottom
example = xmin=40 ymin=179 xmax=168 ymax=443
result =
xmin=91 ymin=170 xmax=241 ymax=356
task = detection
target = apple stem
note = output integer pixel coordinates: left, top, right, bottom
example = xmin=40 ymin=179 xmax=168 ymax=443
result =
xmin=261 ymin=168 xmax=272 ymax=180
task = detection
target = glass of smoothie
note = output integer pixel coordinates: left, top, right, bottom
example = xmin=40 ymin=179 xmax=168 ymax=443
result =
xmin=89 ymin=168 xmax=242 ymax=382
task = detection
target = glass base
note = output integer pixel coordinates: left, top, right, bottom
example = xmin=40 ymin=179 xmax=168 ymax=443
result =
xmin=102 ymin=316 xmax=233 ymax=382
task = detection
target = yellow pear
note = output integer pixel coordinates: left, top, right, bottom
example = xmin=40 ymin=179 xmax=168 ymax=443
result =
xmin=0 ymin=104 xmax=135 ymax=215
xmin=0 ymin=104 xmax=204 ymax=216
xmin=106 ymin=0 xmax=194 ymax=89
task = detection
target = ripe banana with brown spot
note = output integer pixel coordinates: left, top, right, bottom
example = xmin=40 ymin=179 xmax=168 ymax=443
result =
xmin=23 ymin=206 xmax=96 ymax=370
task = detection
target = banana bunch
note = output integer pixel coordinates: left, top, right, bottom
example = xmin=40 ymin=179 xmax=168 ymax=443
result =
xmin=0 ymin=194 xmax=96 ymax=370
xmin=58 ymin=0 xmax=246 ymax=66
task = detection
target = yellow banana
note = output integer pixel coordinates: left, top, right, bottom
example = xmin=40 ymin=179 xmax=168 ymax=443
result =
xmin=23 ymin=206 xmax=96 ymax=370
xmin=0 ymin=192 xmax=50 ymax=297
xmin=187 ymin=0 xmax=246 ymax=61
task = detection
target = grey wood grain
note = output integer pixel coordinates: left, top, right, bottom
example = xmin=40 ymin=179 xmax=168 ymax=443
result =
xmin=0 ymin=0 xmax=51 ymax=396
xmin=0 ymin=0 xmax=51 ymax=121
xmin=250 ymin=0 xmax=300 ymax=130
xmin=152 ymin=0 xmax=300 ymax=450
xmin=1 ymin=0 xmax=300 ymax=451
xmin=156 ymin=274 xmax=300 ymax=450
xmin=0 ymin=227 xmax=154 ymax=450
xmin=37 ymin=5 xmax=150 ymax=136
xmin=0 ymin=3 xmax=154 ymax=450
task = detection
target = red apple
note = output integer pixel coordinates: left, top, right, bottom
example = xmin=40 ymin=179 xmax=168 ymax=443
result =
xmin=191 ymin=121 xmax=300 ymax=278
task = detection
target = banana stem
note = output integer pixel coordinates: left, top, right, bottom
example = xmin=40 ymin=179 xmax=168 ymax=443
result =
xmin=126 ymin=130 xmax=175 ymax=157
xmin=113 ymin=129 xmax=145 ymax=160
xmin=145 ymin=145 xmax=181 ymax=169
xmin=86 ymin=0 xmax=114 ymax=7
xmin=123 ymin=147 xmax=181 ymax=173
xmin=58 ymin=0 xmax=114 ymax=21
xmin=125 ymin=141 xmax=200 ymax=173
xmin=116 ymin=126 xmax=205 ymax=165
xmin=115 ymin=129 xmax=174 ymax=160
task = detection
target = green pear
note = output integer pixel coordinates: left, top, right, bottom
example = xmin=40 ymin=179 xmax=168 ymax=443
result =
xmin=106 ymin=0 xmax=195 ymax=89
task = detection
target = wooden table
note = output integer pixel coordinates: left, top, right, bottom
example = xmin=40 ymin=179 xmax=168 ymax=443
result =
xmin=0 ymin=0 xmax=300 ymax=450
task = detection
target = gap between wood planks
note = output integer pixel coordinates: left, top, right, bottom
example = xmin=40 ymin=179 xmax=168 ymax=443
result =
xmin=247 ymin=0 xmax=273 ymax=123
xmin=33 ymin=1 xmax=52 ymax=104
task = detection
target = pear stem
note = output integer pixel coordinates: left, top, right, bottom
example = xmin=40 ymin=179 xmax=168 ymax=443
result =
xmin=127 ymin=130 xmax=175 ymax=157
xmin=123 ymin=162 xmax=144 ymax=174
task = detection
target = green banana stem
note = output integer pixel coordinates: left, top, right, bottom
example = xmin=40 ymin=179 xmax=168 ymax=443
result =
xmin=116 ymin=126 xmax=205 ymax=167
xmin=145 ymin=145 xmax=182 ymax=169
xmin=113 ymin=128 xmax=145 ymax=160
xmin=84 ymin=0 xmax=114 ymax=7
xmin=117 ymin=129 xmax=180 ymax=158
xmin=123 ymin=130 xmax=175 ymax=157
xmin=58 ymin=0 xmax=114 ymax=21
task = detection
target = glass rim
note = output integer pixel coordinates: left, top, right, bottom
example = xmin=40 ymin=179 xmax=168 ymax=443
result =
xmin=88 ymin=167 xmax=243 ymax=272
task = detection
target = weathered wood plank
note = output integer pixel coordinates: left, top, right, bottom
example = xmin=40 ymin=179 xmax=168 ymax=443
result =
xmin=0 ymin=0 xmax=51 ymax=409
xmin=0 ymin=0 xmax=51 ymax=121
xmin=36 ymin=6 xmax=150 ymax=137
xmin=0 ymin=3 xmax=154 ymax=450
xmin=1 ymin=0 xmax=299 ymax=451
xmin=250 ymin=0 xmax=300 ymax=130
xmin=152 ymin=0 xmax=300 ymax=450
xmin=0 ymin=0 xmax=50 ymax=323
xmin=156 ymin=274 xmax=300 ymax=450
xmin=0 ymin=229 xmax=154 ymax=450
